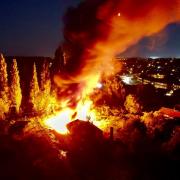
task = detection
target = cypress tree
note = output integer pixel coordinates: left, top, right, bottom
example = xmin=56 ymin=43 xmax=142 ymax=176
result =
xmin=10 ymin=59 xmax=22 ymax=113
xmin=0 ymin=54 xmax=9 ymax=118
xmin=29 ymin=63 xmax=40 ymax=112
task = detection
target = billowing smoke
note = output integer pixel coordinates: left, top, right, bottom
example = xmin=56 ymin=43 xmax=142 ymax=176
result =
xmin=54 ymin=0 xmax=180 ymax=103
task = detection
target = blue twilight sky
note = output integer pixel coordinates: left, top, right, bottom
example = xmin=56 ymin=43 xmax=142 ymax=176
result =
xmin=0 ymin=0 xmax=180 ymax=58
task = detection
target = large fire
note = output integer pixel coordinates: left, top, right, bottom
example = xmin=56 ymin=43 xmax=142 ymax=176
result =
xmin=43 ymin=99 xmax=97 ymax=134
xmin=43 ymin=0 xmax=180 ymax=134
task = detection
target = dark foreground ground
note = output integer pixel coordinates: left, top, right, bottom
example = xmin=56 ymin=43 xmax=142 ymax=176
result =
xmin=0 ymin=117 xmax=180 ymax=180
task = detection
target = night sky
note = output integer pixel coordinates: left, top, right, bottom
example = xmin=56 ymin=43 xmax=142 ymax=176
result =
xmin=0 ymin=0 xmax=180 ymax=58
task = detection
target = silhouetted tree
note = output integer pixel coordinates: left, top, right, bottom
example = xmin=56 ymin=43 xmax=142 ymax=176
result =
xmin=52 ymin=45 xmax=65 ymax=74
xmin=0 ymin=54 xmax=9 ymax=118
xmin=38 ymin=61 xmax=52 ymax=112
xmin=102 ymin=76 xmax=126 ymax=106
xmin=40 ymin=60 xmax=51 ymax=94
xmin=10 ymin=59 xmax=22 ymax=114
xmin=29 ymin=63 xmax=40 ymax=112
xmin=124 ymin=94 xmax=142 ymax=114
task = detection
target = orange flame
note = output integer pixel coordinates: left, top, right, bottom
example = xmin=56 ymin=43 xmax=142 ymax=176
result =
xmin=44 ymin=99 xmax=97 ymax=134
xmin=45 ymin=0 xmax=180 ymax=134
xmin=44 ymin=109 xmax=73 ymax=134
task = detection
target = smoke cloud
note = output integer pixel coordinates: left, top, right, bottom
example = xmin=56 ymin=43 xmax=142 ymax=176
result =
xmin=55 ymin=0 xmax=180 ymax=99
